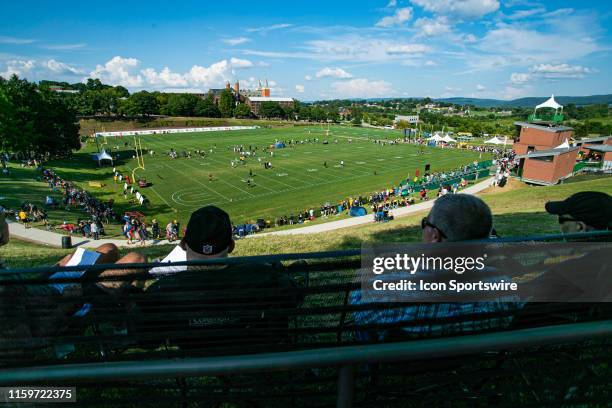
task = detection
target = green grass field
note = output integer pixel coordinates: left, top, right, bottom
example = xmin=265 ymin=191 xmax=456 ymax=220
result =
xmin=2 ymin=125 xmax=489 ymax=233
xmin=3 ymin=175 xmax=610 ymax=268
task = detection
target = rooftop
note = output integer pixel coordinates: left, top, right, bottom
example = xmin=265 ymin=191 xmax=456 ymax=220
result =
xmin=583 ymin=144 xmax=612 ymax=153
xmin=248 ymin=97 xmax=294 ymax=102
xmin=516 ymin=146 xmax=579 ymax=159
xmin=514 ymin=122 xmax=574 ymax=133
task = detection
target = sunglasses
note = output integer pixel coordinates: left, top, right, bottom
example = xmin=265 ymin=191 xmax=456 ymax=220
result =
xmin=421 ymin=217 xmax=447 ymax=238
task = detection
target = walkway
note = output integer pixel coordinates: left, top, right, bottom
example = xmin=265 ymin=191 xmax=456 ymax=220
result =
xmin=250 ymin=177 xmax=493 ymax=237
xmin=8 ymin=178 xmax=493 ymax=247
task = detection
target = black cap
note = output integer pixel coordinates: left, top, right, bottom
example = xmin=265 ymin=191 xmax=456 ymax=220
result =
xmin=184 ymin=206 xmax=233 ymax=255
xmin=545 ymin=192 xmax=612 ymax=230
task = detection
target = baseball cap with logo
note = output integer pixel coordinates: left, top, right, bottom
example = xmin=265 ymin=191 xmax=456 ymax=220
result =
xmin=183 ymin=206 xmax=233 ymax=255
xmin=545 ymin=192 xmax=612 ymax=230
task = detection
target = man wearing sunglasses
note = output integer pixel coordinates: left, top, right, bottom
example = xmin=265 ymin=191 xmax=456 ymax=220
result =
xmin=545 ymin=192 xmax=612 ymax=233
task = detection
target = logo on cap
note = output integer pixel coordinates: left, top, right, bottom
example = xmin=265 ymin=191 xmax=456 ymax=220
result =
xmin=202 ymin=244 xmax=213 ymax=255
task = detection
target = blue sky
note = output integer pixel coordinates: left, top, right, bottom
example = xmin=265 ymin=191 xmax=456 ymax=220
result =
xmin=1 ymin=0 xmax=610 ymax=100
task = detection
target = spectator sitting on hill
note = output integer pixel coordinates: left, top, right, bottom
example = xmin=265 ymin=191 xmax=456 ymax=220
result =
xmin=351 ymin=194 xmax=518 ymax=341
xmin=545 ymin=192 xmax=612 ymax=233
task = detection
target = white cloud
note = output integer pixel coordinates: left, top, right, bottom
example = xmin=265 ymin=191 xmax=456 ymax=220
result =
xmin=222 ymin=37 xmax=250 ymax=46
xmin=295 ymin=84 xmax=305 ymax=93
xmin=463 ymin=34 xmax=477 ymax=43
xmin=501 ymin=85 xmax=530 ymax=100
xmin=507 ymin=7 xmax=546 ymax=20
xmin=43 ymin=59 xmax=83 ymax=75
xmin=0 ymin=36 xmax=35 ymax=44
xmin=410 ymin=0 xmax=500 ymax=19
xmin=185 ymin=60 xmax=232 ymax=86
xmin=90 ymin=56 xmax=143 ymax=87
xmin=229 ymin=57 xmax=253 ymax=68
xmin=473 ymin=22 xmax=601 ymax=71
xmin=246 ymin=23 xmax=292 ymax=33
xmin=43 ymin=43 xmax=87 ymax=50
xmin=476 ymin=84 xmax=486 ymax=91
xmin=0 ymin=60 xmax=35 ymax=78
xmin=141 ymin=67 xmax=189 ymax=87
xmin=376 ymin=7 xmax=413 ymax=27
xmin=510 ymin=63 xmax=594 ymax=85
xmin=304 ymin=75 xmax=312 ymax=81
xmin=445 ymin=86 xmax=462 ymax=92
xmin=530 ymin=63 xmax=593 ymax=78
xmin=243 ymin=35 xmax=431 ymax=62
xmin=315 ymin=67 xmax=353 ymax=79
xmin=424 ymin=60 xmax=437 ymax=66
xmin=387 ymin=0 xmax=398 ymax=7
xmin=88 ymin=56 xmax=255 ymax=89
xmin=331 ymin=78 xmax=393 ymax=98
xmin=385 ymin=43 xmax=430 ymax=54
xmin=413 ymin=16 xmax=450 ymax=37
xmin=510 ymin=72 xmax=531 ymax=84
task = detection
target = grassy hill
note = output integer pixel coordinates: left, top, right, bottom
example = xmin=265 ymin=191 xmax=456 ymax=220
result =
xmin=2 ymin=175 xmax=610 ymax=268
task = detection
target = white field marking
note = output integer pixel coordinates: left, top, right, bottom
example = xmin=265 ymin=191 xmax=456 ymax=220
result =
xmin=333 ymin=165 xmax=342 ymax=168
xmin=150 ymin=186 xmax=174 ymax=208
xmin=356 ymin=161 xmax=367 ymax=165
xmin=306 ymin=169 xmax=318 ymax=172
xmin=377 ymin=158 xmax=385 ymax=161
xmin=158 ymin=162 xmax=233 ymax=201
xmin=277 ymin=173 xmax=288 ymax=177
xmin=156 ymin=144 xmax=257 ymax=198
xmin=395 ymin=156 xmax=403 ymax=159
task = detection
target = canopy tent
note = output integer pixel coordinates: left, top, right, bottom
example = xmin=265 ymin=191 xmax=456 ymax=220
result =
xmin=440 ymin=135 xmax=457 ymax=143
xmin=554 ymin=139 xmax=570 ymax=149
xmin=535 ymin=95 xmax=563 ymax=111
xmin=349 ymin=206 xmax=367 ymax=217
xmin=426 ymin=134 xmax=443 ymax=141
xmin=484 ymin=136 xmax=510 ymax=145
xmin=92 ymin=149 xmax=113 ymax=166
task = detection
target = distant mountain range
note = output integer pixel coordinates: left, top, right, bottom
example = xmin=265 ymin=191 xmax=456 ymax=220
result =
xmin=435 ymin=94 xmax=612 ymax=108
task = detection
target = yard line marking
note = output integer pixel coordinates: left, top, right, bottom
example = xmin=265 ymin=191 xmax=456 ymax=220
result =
xmin=159 ymin=162 xmax=233 ymax=201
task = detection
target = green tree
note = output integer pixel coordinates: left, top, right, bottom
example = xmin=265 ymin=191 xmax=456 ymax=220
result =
xmin=218 ymin=89 xmax=235 ymax=117
xmin=259 ymin=101 xmax=284 ymax=119
xmin=0 ymin=75 xmax=80 ymax=158
xmin=129 ymin=91 xmax=159 ymax=116
xmin=113 ymin=85 xmax=130 ymax=98
xmin=234 ymin=103 xmax=252 ymax=118
xmin=351 ymin=107 xmax=363 ymax=126
xmin=194 ymin=96 xmax=221 ymax=117
xmin=165 ymin=93 xmax=199 ymax=116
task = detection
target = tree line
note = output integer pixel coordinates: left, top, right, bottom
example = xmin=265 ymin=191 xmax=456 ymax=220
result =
xmin=1 ymin=75 xmax=80 ymax=158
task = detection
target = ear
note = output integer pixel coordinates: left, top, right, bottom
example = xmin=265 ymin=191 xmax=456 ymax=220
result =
xmin=228 ymin=240 xmax=235 ymax=254
xmin=432 ymin=228 xmax=445 ymax=242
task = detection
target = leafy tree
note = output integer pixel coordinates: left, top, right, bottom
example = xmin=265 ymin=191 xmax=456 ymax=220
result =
xmin=218 ymin=89 xmax=235 ymax=117
xmin=129 ymin=91 xmax=159 ymax=116
xmin=113 ymin=85 xmax=129 ymax=98
xmin=194 ymin=96 xmax=221 ymax=117
xmin=259 ymin=101 xmax=285 ymax=119
xmin=0 ymin=75 xmax=80 ymax=158
xmin=165 ymin=93 xmax=200 ymax=116
xmin=234 ymin=103 xmax=252 ymax=118
xmin=351 ymin=107 xmax=363 ymax=126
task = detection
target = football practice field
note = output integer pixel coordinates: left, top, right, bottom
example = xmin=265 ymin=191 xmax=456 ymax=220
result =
xmin=5 ymin=125 xmax=490 ymax=230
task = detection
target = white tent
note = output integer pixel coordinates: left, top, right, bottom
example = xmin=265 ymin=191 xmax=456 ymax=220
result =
xmin=535 ymin=95 xmax=563 ymax=111
xmin=427 ymin=134 xmax=443 ymax=141
xmin=440 ymin=135 xmax=457 ymax=143
xmin=484 ymin=136 xmax=502 ymax=145
xmin=554 ymin=139 xmax=570 ymax=149
xmin=93 ymin=149 xmax=114 ymax=166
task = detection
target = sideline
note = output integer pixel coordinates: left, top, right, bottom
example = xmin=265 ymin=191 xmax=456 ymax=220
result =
xmin=8 ymin=178 xmax=493 ymax=247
